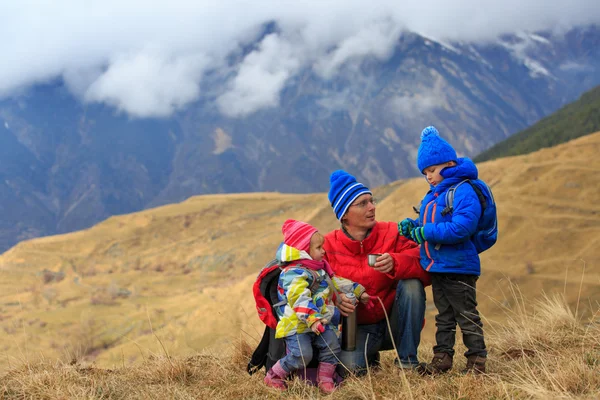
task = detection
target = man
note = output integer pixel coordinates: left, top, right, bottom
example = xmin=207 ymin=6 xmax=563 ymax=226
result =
xmin=323 ymin=169 xmax=431 ymax=374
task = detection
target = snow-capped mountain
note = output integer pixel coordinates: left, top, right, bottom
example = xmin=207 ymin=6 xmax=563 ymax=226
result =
xmin=0 ymin=25 xmax=598 ymax=252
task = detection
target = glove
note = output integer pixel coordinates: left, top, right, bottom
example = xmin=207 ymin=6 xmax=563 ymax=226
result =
xmin=398 ymin=219 xmax=415 ymax=237
xmin=410 ymin=227 xmax=426 ymax=244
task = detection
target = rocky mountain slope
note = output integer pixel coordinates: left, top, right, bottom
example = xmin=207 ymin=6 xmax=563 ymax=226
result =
xmin=0 ymin=26 xmax=599 ymax=252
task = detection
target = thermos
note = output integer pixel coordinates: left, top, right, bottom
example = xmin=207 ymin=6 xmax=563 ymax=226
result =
xmin=341 ymin=293 xmax=357 ymax=351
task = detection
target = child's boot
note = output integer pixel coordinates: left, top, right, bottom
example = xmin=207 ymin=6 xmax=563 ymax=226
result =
xmin=317 ymin=362 xmax=337 ymax=394
xmin=421 ymin=352 xmax=453 ymax=375
xmin=462 ymin=355 xmax=486 ymax=375
xmin=264 ymin=361 xmax=289 ymax=390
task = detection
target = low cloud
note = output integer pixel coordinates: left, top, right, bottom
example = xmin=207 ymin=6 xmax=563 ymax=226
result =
xmin=389 ymin=75 xmax=447 ymax=120
xmin=390 ymin=93 xmax=442 ymax=117
xmin=313 ymin=18 xmax=403 ymax=79
xmin=84 ymin=49 xmax=208 ymax=118
xmin=0 ymin=0 xmax=599 ymax=118
xmin=217 ymin=34 xmax=301 ymax=117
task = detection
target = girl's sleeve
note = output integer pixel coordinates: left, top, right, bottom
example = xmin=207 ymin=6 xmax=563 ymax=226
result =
xmin=280 ymin=267 xmax=323 ymax=326
xmin=332 ymin=276 xmax=366 ymax=298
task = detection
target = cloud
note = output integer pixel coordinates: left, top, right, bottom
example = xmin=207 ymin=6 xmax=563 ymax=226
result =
xmin=388 ymin=75 xmax=447 ymax=120
xmin=0 ymin=0 xmax=599 ymax=118
xmin=313 ymin=18 xmax=403 ymax=79
xmin=84 ymin=49 xmax=208 ymax=118
xmin=558 ymin=61 xmax=595 ymax=71
xmin=217 ymin=34 xmax=301 ymax=117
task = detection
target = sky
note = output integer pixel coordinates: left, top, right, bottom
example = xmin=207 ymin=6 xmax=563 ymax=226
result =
xmin=1 ymin=0 xmax=599 ymax=118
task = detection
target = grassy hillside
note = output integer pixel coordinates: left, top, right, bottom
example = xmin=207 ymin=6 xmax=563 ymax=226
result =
xmin=0 ymin=132 xmax=598 ymax=384
xmin=2 ymin=294 xmax=599 ymax=399
xmin=475 ymin=85 xmax=600 ymax=162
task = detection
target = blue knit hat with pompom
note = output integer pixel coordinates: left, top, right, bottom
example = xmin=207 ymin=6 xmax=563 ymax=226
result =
xmin=328 ymin=170 xmax=372 ymax=220
xmin=416 ymin=126 xmax=457 ymax=173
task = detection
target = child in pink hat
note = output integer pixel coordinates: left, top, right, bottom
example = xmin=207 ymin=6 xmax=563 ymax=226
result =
xmin=264 ymin=219 xmax=370 ymax=394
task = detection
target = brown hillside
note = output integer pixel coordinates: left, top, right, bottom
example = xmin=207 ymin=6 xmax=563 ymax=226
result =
xmin=0 ymin=132 xmax=598 ymax=372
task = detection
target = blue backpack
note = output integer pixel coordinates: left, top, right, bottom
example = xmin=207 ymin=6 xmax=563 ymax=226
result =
xmin=441 ymin=179 xmax=498 ymax=253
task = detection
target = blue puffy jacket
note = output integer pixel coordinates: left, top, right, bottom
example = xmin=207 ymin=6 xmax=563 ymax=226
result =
xmin=412 ymin=158 xmax=482 ymax=275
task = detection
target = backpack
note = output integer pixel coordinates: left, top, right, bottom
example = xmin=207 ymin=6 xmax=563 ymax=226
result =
xmin=252 ymin=259 xmax=283 ymax=330
xmin=441 ymin=179 xmax=498 ymax=253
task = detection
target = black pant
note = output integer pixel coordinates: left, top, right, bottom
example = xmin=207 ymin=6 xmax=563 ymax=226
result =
xmin=431 ymin=273 xmax=487 ymax=358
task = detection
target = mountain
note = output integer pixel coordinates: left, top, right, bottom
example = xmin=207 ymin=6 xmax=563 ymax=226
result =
xmin=475 ymin=85 xmax=600 ymax=162
xmin=0 ymin=132 xmax=598 ymax=372
xmin=0 ymin=26 xmax=599 ymax=252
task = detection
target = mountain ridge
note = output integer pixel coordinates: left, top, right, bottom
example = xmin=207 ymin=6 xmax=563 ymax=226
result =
xmin=0 ymin=26 xmax=599 ymax=252
xmin=475 ymin=84 xmax=600 ymax=161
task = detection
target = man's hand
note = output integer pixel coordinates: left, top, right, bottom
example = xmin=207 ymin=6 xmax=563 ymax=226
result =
xmin=311 ymin=320 xmax=326 ymax=335
xmin=371 ymin=252 xmax=394 ymax=274
xmin=336 ymin=293 xmax=357 ymax=317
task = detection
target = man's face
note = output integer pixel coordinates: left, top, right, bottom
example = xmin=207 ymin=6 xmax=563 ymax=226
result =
xmin=341 ymin=193 xmax=377 ymax=230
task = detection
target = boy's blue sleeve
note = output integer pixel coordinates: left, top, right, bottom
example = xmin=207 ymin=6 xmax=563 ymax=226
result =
xmin=423 ymin=186 xmax=481 ymax=244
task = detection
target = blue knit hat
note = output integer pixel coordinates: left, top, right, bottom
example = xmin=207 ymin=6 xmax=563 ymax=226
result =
xmin=328 ymin=170 xmax=372 ymax=220
xmin=417 ymin=126 xmax=457 ymax=173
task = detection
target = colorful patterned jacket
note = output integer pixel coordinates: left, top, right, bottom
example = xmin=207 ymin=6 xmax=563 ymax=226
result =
xmin=274 ymin=244 xmax=366 ymax=339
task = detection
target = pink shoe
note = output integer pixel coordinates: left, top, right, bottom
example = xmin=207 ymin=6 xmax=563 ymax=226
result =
xmin=264 ymin=361 xmax=288 ymax=390
xmin=317 ymin=362 xmax=337 ymax=394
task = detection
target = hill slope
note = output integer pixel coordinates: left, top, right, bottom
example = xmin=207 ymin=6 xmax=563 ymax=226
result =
xmin=2 ymin=295 xmax=598 ymax=399
xmin=0 ymin=132 xmax=598 ymax=373
xmin=475 ymin=85 xmax=600 ymax=162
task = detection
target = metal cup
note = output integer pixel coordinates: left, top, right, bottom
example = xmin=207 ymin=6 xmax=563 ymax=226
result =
xmin=368 ymin=253 xmax=381 ymax=267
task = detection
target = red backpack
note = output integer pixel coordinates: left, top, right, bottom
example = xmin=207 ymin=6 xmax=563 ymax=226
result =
xmin=252 ymin=259 xmax=283 ymax=330
xmin=249 ymin=258 xmax=293 ymax=375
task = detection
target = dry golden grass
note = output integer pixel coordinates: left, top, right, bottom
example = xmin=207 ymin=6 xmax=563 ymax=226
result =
xmin=0 ymin=132 xmax=598 ymax=384
xmin=1 ymin=290 xmax=598 ymax=399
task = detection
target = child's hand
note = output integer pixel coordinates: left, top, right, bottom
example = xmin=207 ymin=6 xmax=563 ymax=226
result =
xmin=359 ymin=292 xmax=371 ymax=304
xmin=311 ymin=320 xmax=325 ymax=335
xmin=398 ymin=219 xmax=414 ymax=237
xmin=410 ymin=227 xmax=426 ymax=244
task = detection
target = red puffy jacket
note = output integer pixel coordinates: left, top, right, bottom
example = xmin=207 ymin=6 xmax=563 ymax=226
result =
xmin=324 ymin=221 xmax=431 ymax=325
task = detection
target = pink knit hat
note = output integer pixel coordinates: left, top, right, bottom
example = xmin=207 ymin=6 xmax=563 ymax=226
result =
xmin=281 ymin=219 xmax=318 ymax=252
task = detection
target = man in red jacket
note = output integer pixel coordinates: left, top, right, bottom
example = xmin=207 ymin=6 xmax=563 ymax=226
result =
xmin=324 ymin=170 xmax=431 ymax=375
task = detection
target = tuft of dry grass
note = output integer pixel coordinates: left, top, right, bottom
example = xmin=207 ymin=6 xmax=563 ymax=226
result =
xmin=1 ymin=292 xmax=598 ymax=399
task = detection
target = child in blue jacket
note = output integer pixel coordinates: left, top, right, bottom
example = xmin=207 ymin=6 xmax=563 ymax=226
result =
xmin=399 ymin=126 xmax=487 ymax=375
